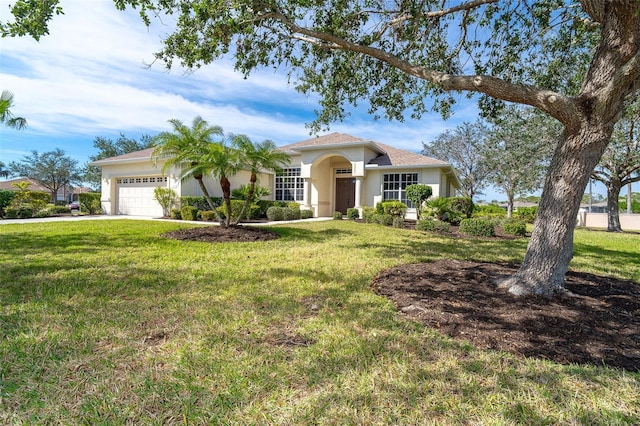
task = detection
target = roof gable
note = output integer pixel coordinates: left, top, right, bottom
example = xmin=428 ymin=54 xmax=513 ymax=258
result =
xmin=280 ymin=132 xmax=449 ymax=167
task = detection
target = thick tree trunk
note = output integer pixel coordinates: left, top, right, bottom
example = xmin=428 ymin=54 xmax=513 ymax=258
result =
xmin=606 ymin=179 xmax=623 ymax=232
xmin=506 ymin=194 xmax=514 ymax=219
xmin=499 ymin=124 xmax=613 ymax=296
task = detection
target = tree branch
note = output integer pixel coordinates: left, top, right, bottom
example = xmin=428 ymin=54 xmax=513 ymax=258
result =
xmin=264 ymin=10 xmax=579 ymax=125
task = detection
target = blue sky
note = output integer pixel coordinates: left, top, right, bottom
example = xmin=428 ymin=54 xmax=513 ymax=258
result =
xmin=0 ymin=1 xmax=604 ymax=202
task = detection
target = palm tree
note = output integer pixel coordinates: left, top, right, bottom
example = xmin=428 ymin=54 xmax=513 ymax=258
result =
xmin=152 ymin=116 xmax=224 ymax=214
xmin=0 ymin=161 xmax=10 ymax=179
xmin=232 ymin=135 xmax=291 ymax=225
xmin=1 ymin=90 xmax=27 ymax=129
xmin=201 ymin=141 xmax=242 ymax=227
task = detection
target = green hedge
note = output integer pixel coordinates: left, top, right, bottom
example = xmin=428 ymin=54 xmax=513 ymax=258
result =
xmin=514 ymin=206 xmax=538 ymax=223
xmin=416 ymin=219 xmax=450 ymax=233
xmin=217 ymin=200 xmax=260 ymax=221
xmin=181 ymin=205 xmax=199 ymax=221
xmin=266 ymin=206 xmax=285 ymax=221
xmin=347 ymin=208 xmax=360 ymax=220
xmin=501 ymin=219 xmax=527 ymax=236
xmin=181 ymin=196 xmax=222 ymax=211
xmin=78 ymin=192 xmax=102 ymax=214
xmin=460 ymin=218 xmax=495 ymax=237
xmin=0 ymin=190 xmax=15 ymax=218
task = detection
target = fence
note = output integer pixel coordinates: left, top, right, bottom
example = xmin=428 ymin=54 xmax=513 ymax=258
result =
xmin=577 ymin=212 xmax=640 ymax=231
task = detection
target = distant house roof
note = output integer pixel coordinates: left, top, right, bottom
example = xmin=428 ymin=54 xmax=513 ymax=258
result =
xmin=0 ymin=177 xmax=91 ymax=194
xmin=280 ymin=132 xmax=450 ymax=168
xmin=90 ymin=148 xmax=156 ymax=166
xmin=0 ymin=177 xmax=48 ymax=191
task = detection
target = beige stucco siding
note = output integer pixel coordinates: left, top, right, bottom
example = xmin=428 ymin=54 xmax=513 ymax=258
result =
xmin=100 ymin=161 xmax=181 ymax=215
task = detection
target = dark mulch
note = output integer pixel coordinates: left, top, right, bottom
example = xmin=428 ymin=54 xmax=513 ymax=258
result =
xmin=162 ymin=225 xmax=280 ymax=243
xmin=373 ymin=259 xmax=640 ymax=372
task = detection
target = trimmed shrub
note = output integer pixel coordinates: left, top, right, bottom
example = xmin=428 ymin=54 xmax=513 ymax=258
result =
xmin=266 ymin=206 xmax=285 ymax=221
xmin=35 ymin=208 xmax=53 ymax=218
xmin=514 ymin=206 xmax=538 ymax=224
xmin=333 ymin=211 xmax=343 ymax=220
xmin=460 ymin=218 xmax=495 ymax=237
xmin=6 ymin=206 xmax=35 ymax=219
xmin=79 ymin=192 xmax=102 ymax=214
xmin=405 ymin=184 xmax=433 ymax=216
xmin=361 ymin=206 xmax=376 ymax=222
xmin=170 ymin=208 xmax=182 ymax=220
xmin=50 ymin=205 xmax=71 ymax=214
xmin=375 ymin=202 xmax=385 ymax=214
xmin=392 ymin=216 xmax=405 ymax=228
xmin=381 ymin=201 xmax=408 ymax=218
xmin=449 ymin=196 xmax=474 ymax=219
xmin=501 ymin=219 xmax=527 ymax=236
xmin=181 ymin=196 xmax=222 ymax=211
xmin=473 ymin=203 xmax=506 ymax=218
xmin=181 ymin=205 xmax=199 ymax=221
xmin=0 ymin=189 xmax=15 ymax=218
xmin=256 ymin=200 xmax=287 ymax=217
xmin=373 ymin=213 xmax=393 ymax=226
xmin=346 ymin=208 xmax=360 ymax=220
xmin=283 ymin=207 xmax=301 ymax=220
xmin=217 ymin=200 xmax=248 ymax=221
xmin=200 ymin=210 xmax=218 ymax=221
xmin=416 ymin=219 xmax=450 ymax=233
xmin=300 ymin=209 xmax=313 ymax=219
xmin=287 ymin=202 xmax=301 ymax=210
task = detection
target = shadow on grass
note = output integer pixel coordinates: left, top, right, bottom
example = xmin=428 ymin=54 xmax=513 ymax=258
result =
xmin=573 ymin=241 xmax=640 ymax=281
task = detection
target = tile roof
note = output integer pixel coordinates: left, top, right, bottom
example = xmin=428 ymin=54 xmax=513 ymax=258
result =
xmin=91 ymin=148 xmax=155 ymax=164
xmin=93 ymin=132 xmax=450 ymax=168
xmin=280 ymin=132 xmax=449 ymax=167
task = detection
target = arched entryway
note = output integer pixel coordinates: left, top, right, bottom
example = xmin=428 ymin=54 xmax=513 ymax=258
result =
xmin=307 ymin=154 xmax=360 ymax=217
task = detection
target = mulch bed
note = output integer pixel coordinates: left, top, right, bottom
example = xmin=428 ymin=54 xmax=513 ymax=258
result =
xmin=162 ymin=225 xmax=280 ymax=243
xmin=373 ymin=259 xmax=640 ymax=372
xmin=161 ymin=223 xmax=640 ymax=371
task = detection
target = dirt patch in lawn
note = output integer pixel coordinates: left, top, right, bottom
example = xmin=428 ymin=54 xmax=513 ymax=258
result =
xmin=373 ymin=259 xmax=640 ymax=372
xmin=163 ymin=225 xmax=280 ymax=243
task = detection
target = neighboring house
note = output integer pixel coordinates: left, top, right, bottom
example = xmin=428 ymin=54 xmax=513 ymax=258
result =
xmin=92 ymin=132 xmax=460 ymax=218
xmin=0 ymin=177 xmax=91 ymax=203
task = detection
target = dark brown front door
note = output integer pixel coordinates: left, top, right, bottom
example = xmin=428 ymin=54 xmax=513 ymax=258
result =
xmin=335 ymin=178 xmax=355 ymax=214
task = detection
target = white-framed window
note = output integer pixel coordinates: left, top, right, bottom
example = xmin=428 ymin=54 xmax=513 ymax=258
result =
xmin=383 ymin=173 xmax=419 ymax=207
xmin=275 ymin=168 xmax=304 ymax=201
xmin=335 ymin=168 xmax=352 ymax=175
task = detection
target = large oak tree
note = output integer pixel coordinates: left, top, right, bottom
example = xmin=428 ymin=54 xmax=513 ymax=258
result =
xmin=3 ymin=0 xmax=640 ymax=296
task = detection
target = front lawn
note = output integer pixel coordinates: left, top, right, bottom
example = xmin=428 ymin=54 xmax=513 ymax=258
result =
xmin=1 ymin=220 xmax=638 ymax=424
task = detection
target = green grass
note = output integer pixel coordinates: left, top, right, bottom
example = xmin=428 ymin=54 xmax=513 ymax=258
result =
xmin=1 ymin=220 xmax=638 ymax=424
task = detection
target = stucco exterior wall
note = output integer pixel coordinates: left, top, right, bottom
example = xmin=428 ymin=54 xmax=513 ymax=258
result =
xmin=579 ymin=213 xmax=640 ymax=231
xmin=100 ymin=161 xmax=180 ymax=215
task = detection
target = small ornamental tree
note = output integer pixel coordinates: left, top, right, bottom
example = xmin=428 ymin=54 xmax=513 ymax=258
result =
xmin=153 ymin=187 xmax=178 ymax=217
xmin=405 ymin=184 xmax=432 ymax=219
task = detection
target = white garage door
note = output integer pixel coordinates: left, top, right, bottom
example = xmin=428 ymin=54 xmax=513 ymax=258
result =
xmin=116 ymin=176 xmax=168 ymax=217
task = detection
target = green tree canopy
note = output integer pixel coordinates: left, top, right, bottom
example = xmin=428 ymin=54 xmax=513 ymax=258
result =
xmin=423 ymin=121 xmax=491 ymax=201
xmin=84 ymin=133 xmax=154 ymax=190
xmin=484 ymin=106 xmax=558 ymax=218
xmin=8 ymin=148 xmax=81 ymax=203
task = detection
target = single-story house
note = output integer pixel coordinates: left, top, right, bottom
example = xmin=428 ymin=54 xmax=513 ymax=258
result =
xmin=0 ymin=177 xmax=92 ymax=203
xmin=92 ymin=132 xmax=460 ymax=218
